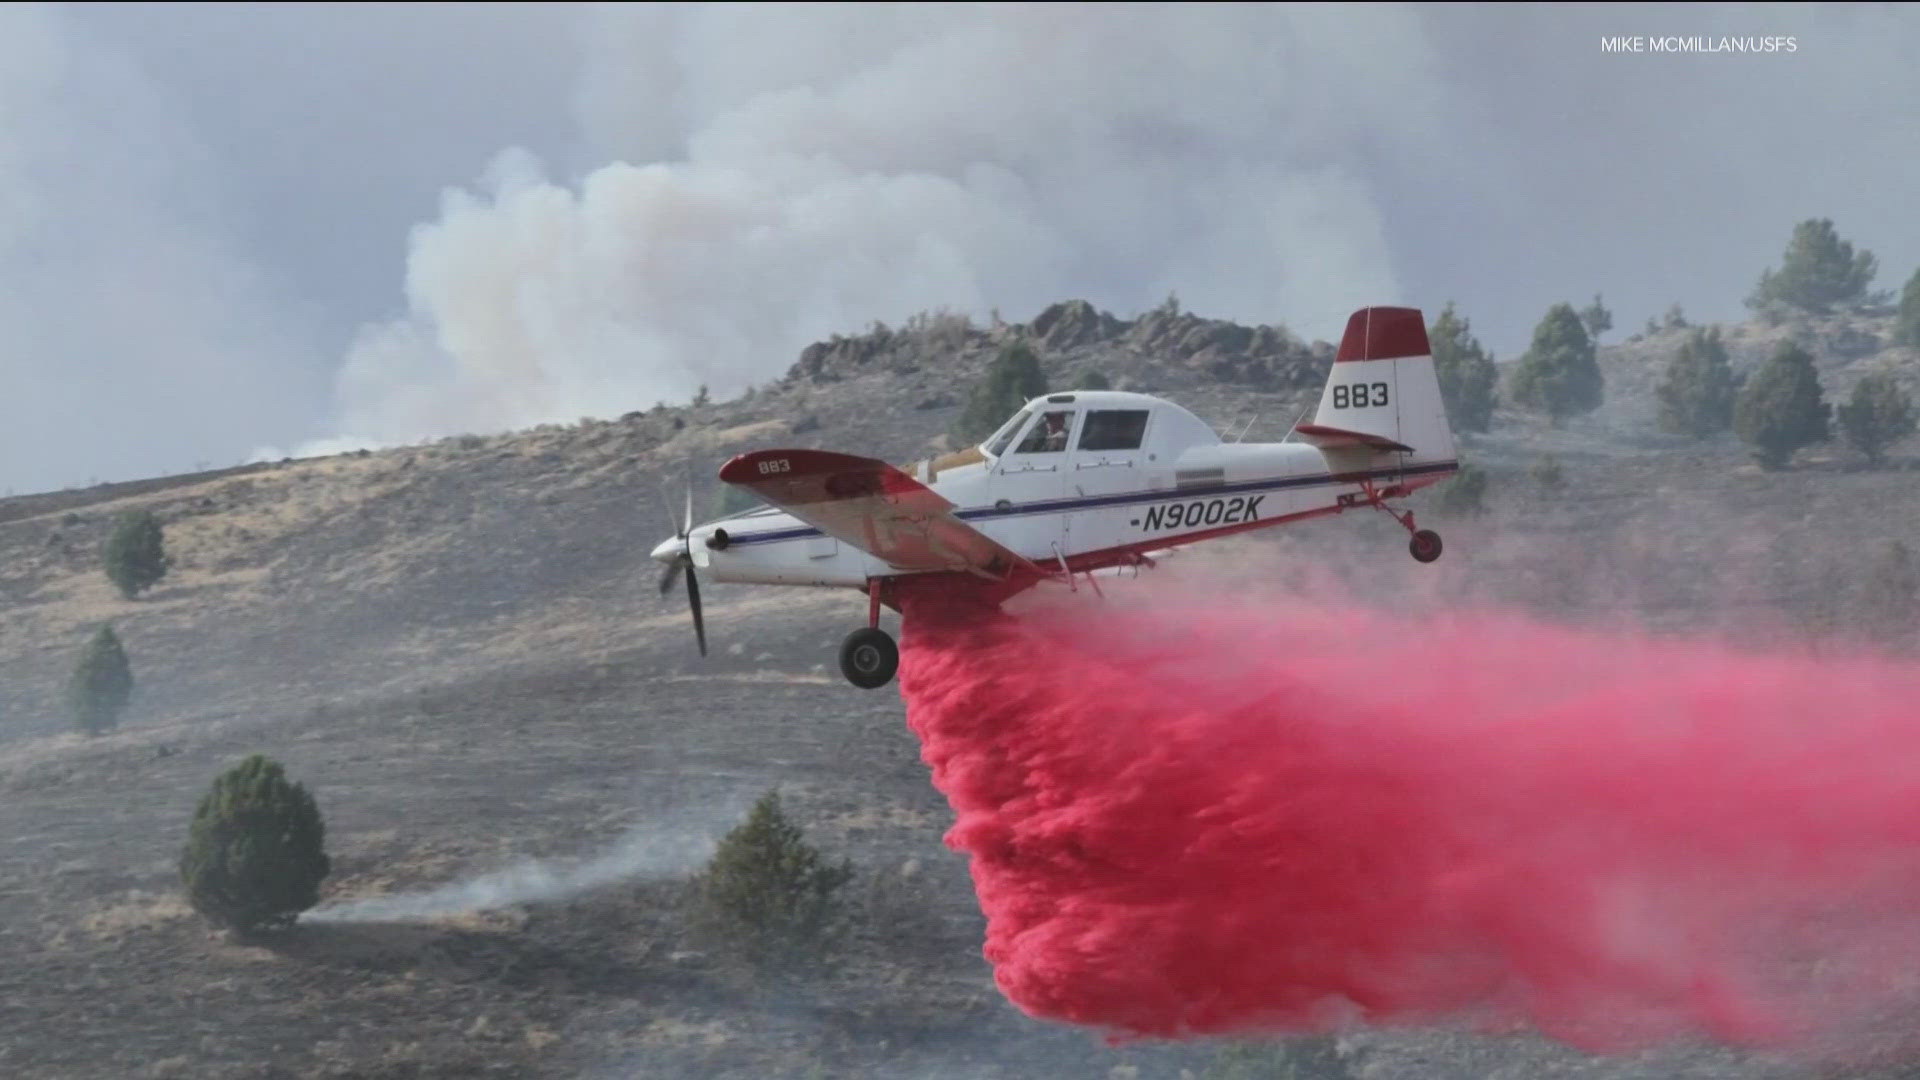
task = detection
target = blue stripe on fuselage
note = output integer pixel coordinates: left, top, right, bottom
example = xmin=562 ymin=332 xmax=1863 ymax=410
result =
xmin=721 ymin=460 xmax=1459 ymax=548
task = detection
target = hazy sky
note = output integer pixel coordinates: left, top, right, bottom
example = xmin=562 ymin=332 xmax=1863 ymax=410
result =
xmin=2 ymin=2 xmax=1915 ymax=493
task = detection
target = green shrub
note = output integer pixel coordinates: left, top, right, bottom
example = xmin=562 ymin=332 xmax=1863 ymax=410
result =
xmin=68 ymin=624 xmax=133 ymax=735
xmin=1579 ymin=293 xmax=1613 ymax=342
xmin=1836 ymin=372 xmax=1915 ymax=466
xmin=954 ymin=339 xmax=1048 ymax=444
xmin=1077 ymin=369 xmax=1113 ymax=391
xmin=1509 ymin=303 xmax=1602 ymax=426
xmin=103 ymin=509 xmax=169 ymax=599
xmin=1429 ymin=304 xmax=1497 ymax=434
xmin=690 ymin=790 xmax=853 ymax=973
xmin=1655 ymin=326 xmax=1739 ymax=438
xmin=1747 ymin=218 xmax=1878 ymax=314
xmin=1894 ymin=267 xmax=1920 ymax=349
xmin=179 ymin=755 xmax=331 ymax=934
xmin=1733 ymin=341 xmax=1831 ymax=469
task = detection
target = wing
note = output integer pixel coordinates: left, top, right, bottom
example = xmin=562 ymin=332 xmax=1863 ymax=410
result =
xmin=718 ymin=449 xmax=1043 ymax=578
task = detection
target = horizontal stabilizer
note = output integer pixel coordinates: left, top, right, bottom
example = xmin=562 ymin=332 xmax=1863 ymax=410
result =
xmin=1291 ymin=423 xmax=1414 ymax=454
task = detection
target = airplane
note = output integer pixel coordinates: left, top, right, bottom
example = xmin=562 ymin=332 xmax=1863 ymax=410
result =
xmin=651 ymin=305 xmax=1459 ymax=689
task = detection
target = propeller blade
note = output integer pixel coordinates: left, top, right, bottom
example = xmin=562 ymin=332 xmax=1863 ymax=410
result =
xmin=658 ymin=482 xmax=680 ymax=536
xmin=683 ymin=481 xmax=694 ymax=539
xmin=685 ymin=564 xmax=707 ymax=657
xmin=657 ymin=558 xmax=682 ymax=596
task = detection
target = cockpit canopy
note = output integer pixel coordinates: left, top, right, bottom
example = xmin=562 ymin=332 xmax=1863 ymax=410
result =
xmin=977 ymin=391 xmax=1214 ymax=460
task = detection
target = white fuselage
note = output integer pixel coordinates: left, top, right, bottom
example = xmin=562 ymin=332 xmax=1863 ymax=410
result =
xmin=681 ymin=391 xmax=1456 ymax=588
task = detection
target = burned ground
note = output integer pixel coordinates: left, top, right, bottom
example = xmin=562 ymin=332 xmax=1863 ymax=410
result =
xmin=2 ymin=303 xmax=1917 ymax=1078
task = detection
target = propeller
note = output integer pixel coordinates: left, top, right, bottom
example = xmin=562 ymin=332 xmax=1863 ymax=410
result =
xmin=655 ymin=478 xmax=708 ymax=657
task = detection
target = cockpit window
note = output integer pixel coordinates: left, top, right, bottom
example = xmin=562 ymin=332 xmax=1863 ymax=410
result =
xmin=1077 ymin=409 xmax=1150 ymax=451
xmin=983 ymin=408 xmax=1032 ymax=457
xmin=1013 ymin=410 xmax=1075 ymax=454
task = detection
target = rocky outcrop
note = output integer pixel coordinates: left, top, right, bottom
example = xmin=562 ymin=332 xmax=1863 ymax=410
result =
xmin=1029 ymin=299 xmax=1124 ymax=351
xmin=784 ymin=298 xmax=1327 ymax=392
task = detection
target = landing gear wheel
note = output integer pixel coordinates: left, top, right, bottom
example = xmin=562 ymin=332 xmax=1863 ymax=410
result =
xmin=1409 ymin=529 xmax=1443 ymax=564
xmin=839 ymin=627 xmax=899 ymax=689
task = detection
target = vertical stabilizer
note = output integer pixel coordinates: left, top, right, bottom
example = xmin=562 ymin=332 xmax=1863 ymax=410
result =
xmin=1293 ymin=306 xmax=1456 ymax=466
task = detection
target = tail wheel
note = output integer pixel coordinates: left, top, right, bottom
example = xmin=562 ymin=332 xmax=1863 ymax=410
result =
xmin=839 ymin=627 xmax=899 ymax=689
xmin=1409 ymin=529 xmax=1443 ymax=564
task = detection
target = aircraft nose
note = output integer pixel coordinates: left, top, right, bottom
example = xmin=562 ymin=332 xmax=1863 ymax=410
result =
xmin=650 ymin=535 xmax=684 ymax=565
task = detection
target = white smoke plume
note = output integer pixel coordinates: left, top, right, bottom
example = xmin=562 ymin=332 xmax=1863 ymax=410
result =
xmin=308 ymin=805 xmax=733 ymax=923
xmin=315 ymin=3 xmax=1443 ymax=452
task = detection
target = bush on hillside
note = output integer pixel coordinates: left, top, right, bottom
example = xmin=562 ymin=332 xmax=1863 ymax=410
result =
xmin=689 ymin=789 xmax=854 ymax=974
xmin=1733 ymin=341 xmax=1831 ymax=469
xmin=68 ymin=624 xmax=133 ymax=735
xmin=1836 ymin=372 xmax=1915 ymax=466
xmin=1509 ymin=303 xmax=1603 ymax=426
xmin=1429 ymin=304 xmax=1498 ymax=434
xmin=1655 ymin=326 xmax=1739 ymax=438
xmin=103 ymin=509 xmax=168 ymax=599
xmin=1579 ymin=293 xmax=1613 ymax=342
xmin=1747 ymin=218 xmax=1879 ymax=315
xmin=954 ymin=339 xmax=1049 ymax=444
xmin=1894 ymin=267 xmax=1920 ymax=349
xmin=179 ymin=755 xmax=331 ymax=934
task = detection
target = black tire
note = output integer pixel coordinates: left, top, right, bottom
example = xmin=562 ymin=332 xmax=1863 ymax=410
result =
xmin=1409 ymin=529 xmax=1443 ymax=563
xmin=839 ymin=627 xmax=899 ymax=689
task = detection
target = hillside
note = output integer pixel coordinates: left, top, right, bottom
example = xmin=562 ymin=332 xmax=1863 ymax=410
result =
xmin=1 ymin=298 xmax=1918 ymax=1079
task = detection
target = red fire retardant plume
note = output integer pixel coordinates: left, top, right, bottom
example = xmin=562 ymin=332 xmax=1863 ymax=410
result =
xmin=895 ymin=584 xmax=1920 ymax=1051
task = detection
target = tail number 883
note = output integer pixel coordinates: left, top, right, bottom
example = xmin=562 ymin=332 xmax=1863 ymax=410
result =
xmin=1333 ymin=383 xmax=1389 ymax=409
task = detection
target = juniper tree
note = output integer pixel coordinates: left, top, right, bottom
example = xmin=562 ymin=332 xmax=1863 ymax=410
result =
xmin=955 ymin=339 xmax=1048 ymax=444
xmin=1747 ymin=218 xmax=1878 ymax=314
xmin=1894 ymin=267 xmax=1920 ymax=349
xmin=67 ymin=624 xmax=133 ymax=735
xmin=1655 ymin=326 xmax=1739 ymax=438
xmin=1733 ymin=341 xmax=1831 ymax=469
xmin=1077 ymin=369 xmax=1112 ymax=391
xmin=103 ymin=509 xmax=168 ymax=599
xmin=179 ymin=755 xmax=331 ymax=935
xmin=1429 ymin=303 xmax=1498 ymax=433
xmin=691 ymin=789 xmax=853 ymax=972
xmin=1579 ymin=293 xmax=1614 ymax=342
xmin=1510 ymin=303 xmax=1603 ymax=426
xmin=1836 ymin=372 xmax=1915 ymax=467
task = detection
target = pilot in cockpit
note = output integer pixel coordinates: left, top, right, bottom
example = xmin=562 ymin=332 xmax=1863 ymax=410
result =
xmin=1040 ymin=411 xmax=1069 ymax=452
xmin=1015 ymin=410 xmax=1071 ymax=454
